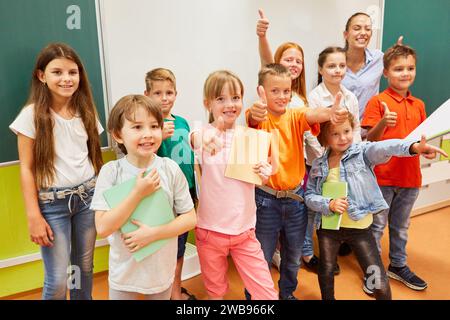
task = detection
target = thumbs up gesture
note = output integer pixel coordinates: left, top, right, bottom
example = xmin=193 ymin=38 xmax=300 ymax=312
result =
xmin=162 ymin=120 xmax=175 ymax=140
xmin=256 ymin=9 xmax=269 ymax=37
xmin=410 ymin=135 xmax=449 ymax=159
xmin=202 ymin=116 xmax=225 ymax=156
xmin=329 ymin=92 xmax=348 ymax=125
xmin=382 ymin=102 xmax=397 ymax=127
xmin=249 ymin=86 xmax=269 ymax=124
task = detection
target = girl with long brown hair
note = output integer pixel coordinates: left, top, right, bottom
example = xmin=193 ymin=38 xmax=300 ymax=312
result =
xmin=9 ymin=42 xmax=103 ymax=300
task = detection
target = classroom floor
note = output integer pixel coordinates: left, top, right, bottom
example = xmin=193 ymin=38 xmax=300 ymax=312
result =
xmin=5 ymin=206 xmax=450 ymax=300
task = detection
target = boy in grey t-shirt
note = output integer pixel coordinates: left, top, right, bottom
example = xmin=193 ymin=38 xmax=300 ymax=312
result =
xmin=91 ymin=95 xmax=196 ymax=300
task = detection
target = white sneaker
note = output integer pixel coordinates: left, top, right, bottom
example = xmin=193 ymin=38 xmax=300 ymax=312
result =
xmin=272 ymin=249 xmax=281 ymax=270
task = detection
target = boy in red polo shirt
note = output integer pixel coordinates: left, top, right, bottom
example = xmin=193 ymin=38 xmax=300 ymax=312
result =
xmin=362 ymin=44 xmax=427 ymax=293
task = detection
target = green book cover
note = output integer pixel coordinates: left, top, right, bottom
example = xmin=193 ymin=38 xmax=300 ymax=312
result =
xmin=322 ymin=181 xmax=348 ymax=230
xmin=103 ymin=178 xmax=175 ymax=262
xmin=440 ymin=138 xmax=450 ymax=161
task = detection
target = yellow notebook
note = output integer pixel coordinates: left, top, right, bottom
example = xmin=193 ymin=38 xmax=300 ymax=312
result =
xmin=224 ymin=125 xmax=271 ymax=185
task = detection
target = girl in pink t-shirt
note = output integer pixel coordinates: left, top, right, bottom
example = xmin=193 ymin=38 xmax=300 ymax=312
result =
xmin=190 ymin=70 xmax=277 ymax=300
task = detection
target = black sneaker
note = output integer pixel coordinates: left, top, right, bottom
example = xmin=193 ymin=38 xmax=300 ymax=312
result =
xmin=387 ymin=265 xmax=428 ymax=291
xmin=338 ymin=242 xmax=352 ymax=256
xmin=302 ymin=255 xmax=319 ymax=273
xmin=279 ymin=294 xmax=298 ymax=300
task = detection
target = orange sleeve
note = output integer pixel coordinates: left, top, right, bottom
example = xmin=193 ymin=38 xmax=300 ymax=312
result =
xmin=361 ymin=96 xmax=383 ymax=129
xmin=245 ymin=108 xmax=260 ymax=129
xmin=294 ymin=108 xmax=320 ymax=136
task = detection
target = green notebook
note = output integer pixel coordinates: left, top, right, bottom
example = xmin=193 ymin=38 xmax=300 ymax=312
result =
xmin=103 ymin=178 xmax=175 ymax=262
xmin=441 ymin=139 xmax=450 ymax=161
xmin=322 ymin=181 xmax=348 ymax=230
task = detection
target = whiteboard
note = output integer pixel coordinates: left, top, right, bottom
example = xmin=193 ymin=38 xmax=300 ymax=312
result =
xmin=407 ymin=98 xmax=450 ymax=141
xmin=99 ymin=0 xmax=382 ymax=126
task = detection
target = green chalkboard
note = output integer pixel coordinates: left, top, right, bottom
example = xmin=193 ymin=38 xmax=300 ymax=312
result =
xmin=382 ymin=0 xmax=450 ymax=116
xmin=0 ymin=0 xmax=107 ymax=163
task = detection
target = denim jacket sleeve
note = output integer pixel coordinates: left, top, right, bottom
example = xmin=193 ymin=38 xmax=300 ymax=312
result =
xmin=304 ymin=161 xmax=333 ymax=216
xmin=363 ymin=139 xmax=416 ymax=166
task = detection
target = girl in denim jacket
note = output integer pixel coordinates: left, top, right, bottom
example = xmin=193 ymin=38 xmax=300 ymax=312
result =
xmin=304 ymin=114 xmax=447 ymax=300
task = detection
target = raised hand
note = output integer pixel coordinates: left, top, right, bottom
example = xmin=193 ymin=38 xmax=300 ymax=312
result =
xmin=382 ymin=102 xmax=397 ymax=127
xmin=256 ymin=9 xmax=269 ymax=37
xmin=202 ymin=116 xmax=225 ymax=156
xmin=329 ymin=92 xmax=348 ymax=125
xmin=250 ymin=85 xmax=269 ymax=123
xmin=411 ymin=135 xmax=449 ymax=159
xmin=162 ymin=120 xmax=175 ymax=140
xmin=134 ymin=168 xmax=160 ymax=198
xmin=329 ymin=198 xmax=349 ymax=214
xmin=397 ymin=35 xmax=404 ymax=45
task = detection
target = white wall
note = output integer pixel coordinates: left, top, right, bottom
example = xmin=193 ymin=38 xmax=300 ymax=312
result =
xmin=99 ymin=0 xmax=382 ymax=125
xmin=98 ymin=0 xmax=450 ymax=213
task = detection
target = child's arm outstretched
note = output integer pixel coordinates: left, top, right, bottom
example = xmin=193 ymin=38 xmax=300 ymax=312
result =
xmin=364 ymin=135 xmax=448 ymax=166
xmin=305 ymin=93 xmax=348 ymax=125
xmin=122 ymin=208 xmax=196 ymax=253
xmin=257 ymin=9 xmax=274 ymax=67
xmin=95 ymin=169 xmax=160 ymax=238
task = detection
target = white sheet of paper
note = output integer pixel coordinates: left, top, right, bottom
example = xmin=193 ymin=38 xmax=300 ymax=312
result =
xmin=406 ymin=98 xmax=450 ymax=141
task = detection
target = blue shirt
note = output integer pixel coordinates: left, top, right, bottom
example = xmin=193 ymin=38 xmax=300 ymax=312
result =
xmin=342 ymin=48 xmax=384 ymax=119
xmin=305 ymin=139 xmax=416 ymax=228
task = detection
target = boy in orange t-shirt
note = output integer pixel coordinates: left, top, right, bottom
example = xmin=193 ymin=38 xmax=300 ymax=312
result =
xmin=362 ymin=44 xmax=427 ymax=292
xmin=245 ymin=63 xmax=348 ymax=299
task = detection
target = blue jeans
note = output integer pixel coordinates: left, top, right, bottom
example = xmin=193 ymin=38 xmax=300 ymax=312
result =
xmin=254 ymin=187 xmax=307 ymax=298
xmin=371 ymin=186 xmax=419 ymax=268
xmin=38 ymin=178 xmax=97 ymax=300
xmin=301 ymin=209 xmax=316 ymax=258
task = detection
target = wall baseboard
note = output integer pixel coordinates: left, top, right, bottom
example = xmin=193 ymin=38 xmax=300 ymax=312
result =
xmin=412 ymin=200 xmax=450 ymax=217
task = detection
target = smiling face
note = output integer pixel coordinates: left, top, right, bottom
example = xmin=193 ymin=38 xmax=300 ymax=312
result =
xmin=326 ymin=119 xmax=354 ymax=154
xmin=145 ymin=80 xmax=177 ymax=118
xmin=319 ymin=52 xmax=347 ymax=86
xmin=384 ymin=55 xmax=416 ymax=96
xmin=263 ymin=74 xmax=292 ymax=116
xmin=344 ymin=14 xmax=373 ymax=50
xmin=205 ymin=80 xmax=243 ymax=129
xmin=113 ymin=106 xmax=162 ymax=165
xmin=279 ymin=48 xmax=304 ymax=80
xmin=38 ymin=57 xmax=80 ymax=104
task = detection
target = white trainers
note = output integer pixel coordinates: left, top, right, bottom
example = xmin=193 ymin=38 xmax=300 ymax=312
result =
xmin=272 ymin=249 xmax=281 ymax=270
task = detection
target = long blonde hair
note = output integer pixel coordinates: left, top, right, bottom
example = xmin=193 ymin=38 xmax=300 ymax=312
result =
xmin=274 ymin=42 xmax=307 ymax=104
xmin=26 ymin=43 xmax=103 ymax=188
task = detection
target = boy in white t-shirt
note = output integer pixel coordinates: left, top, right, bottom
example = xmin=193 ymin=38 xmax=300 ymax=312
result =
xmin=90 ymin=95 xmax=196 ymax=299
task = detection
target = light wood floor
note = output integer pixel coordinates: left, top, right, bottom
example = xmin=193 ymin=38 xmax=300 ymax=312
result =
xmin=5 ymin=206 xmax=450 ymax=300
